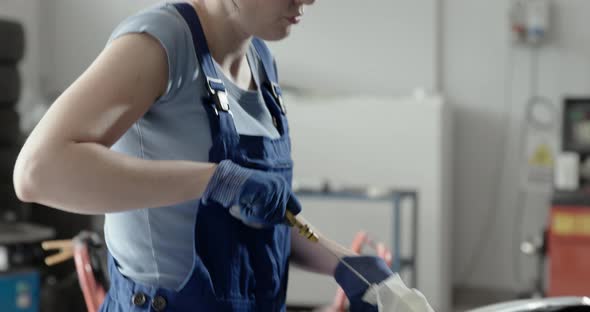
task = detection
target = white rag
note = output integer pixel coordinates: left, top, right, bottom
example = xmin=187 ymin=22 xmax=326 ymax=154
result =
xmin=362 ymin=274 xmax=435 ymax=312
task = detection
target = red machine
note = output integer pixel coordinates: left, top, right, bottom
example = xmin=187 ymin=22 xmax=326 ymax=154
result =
xmin=547 ymin=191 xmax=590 ymax=297
xmin=42 ymin=232 xmax=108 ymax=312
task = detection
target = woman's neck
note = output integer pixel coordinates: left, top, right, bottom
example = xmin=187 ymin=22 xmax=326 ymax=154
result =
xmin=189 ymin=0 xmax=254 ymax=89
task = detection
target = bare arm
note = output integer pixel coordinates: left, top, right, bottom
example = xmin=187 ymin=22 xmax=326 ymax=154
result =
xmin=290 ymin=216 xmax=356 ymax=275
xmin=14 ymin=33 xmax=216 ymax=215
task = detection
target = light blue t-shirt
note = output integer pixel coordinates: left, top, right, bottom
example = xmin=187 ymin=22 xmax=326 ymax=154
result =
xmin=104 ymin=3 xmax=281 ymax=290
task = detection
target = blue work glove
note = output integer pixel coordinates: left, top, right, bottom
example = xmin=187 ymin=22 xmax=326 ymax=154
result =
xmin=334 ymin=256 xmax=394 ymax=312
xmin=201 ymin=160 xmax=302 ymax=227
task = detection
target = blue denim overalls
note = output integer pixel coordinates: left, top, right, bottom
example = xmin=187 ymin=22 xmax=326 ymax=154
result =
xmin=99 ymin=3 xmax=293 ymax=311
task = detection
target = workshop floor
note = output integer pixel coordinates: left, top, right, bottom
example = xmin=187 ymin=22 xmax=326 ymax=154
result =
xmin=285 ymin=287 xmax=521 ymax=312
xmin=453 ymin=286 xmax=520 ymax=311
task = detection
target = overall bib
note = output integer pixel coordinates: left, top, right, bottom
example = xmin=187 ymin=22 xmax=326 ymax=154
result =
xmin=99 ymin=3 xmax=293 ymax=311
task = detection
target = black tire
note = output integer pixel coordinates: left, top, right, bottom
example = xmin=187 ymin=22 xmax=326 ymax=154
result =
xmin=0 ymin=146 xmax=20 ymax=220
xmin=0 ymin=183 xmax=20 ymax=202
xmin=0 ymin=109 xmax=21 ymax=145
xmin=0 ymin=65 xmax=20 ymax=103
xmin=0 ymin=19 xmax=25 ymax=63
xmin=0 ymin=183 xmax=23 ymax=221
xmin=0 ymin=101 xmax=18 ymax=110
xmin=0 ymin=146 xmax=20 ymax=179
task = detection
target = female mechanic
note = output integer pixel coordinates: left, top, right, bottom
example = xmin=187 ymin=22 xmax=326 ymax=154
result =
xmin=14 ymin=0 xmax=393 ymax=311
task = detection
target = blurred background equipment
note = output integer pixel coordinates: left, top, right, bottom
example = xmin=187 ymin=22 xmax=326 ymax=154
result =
xmin=41 ymin=232 xmax=108 ymax=312
xmin=519 ymin=98 xmax=590 ymax=299
xmin=0 ymin=18 xmax=26 ymax=223
xmin=561 ymin=98 xmax=590 ymax=188
xmin=547 ymin=191 xmax=590 ymax=297
xmin=509 ymin=0 xmax=551 ymax=46
xmin=544 ymin=98 xmax=590 ymax=297
xmin=0 ymin=18 xmax=54 ymax=312
xmin=0 ymin=223 xmax=54 ymax=312
xmin=0 ymin=16 xmax=90 ymax=312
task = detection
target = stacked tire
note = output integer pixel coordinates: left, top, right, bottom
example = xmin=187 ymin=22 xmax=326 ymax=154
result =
xmin=0 ymin=19 xmax=26 ymax=222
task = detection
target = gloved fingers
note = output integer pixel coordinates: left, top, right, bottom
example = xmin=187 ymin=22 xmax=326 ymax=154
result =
xmin=222 ymin=169 xmax=299 ymax=227
xmin=231 ymin=205 xmax=267 ymax=229
xmin=334 ymin=256 xmax=394 ymax=301
xmin=341 ymin=256 xmax=393 ymax=283
xmin=203 ymin=160 xmax=254 ymax=208
xmin=236 ymin=191 xmax=284 ymax=227
xmin=286 ymin=193 xmax=302 ymax=215
xmin=259 ymin=193 xmax=285 ymax=225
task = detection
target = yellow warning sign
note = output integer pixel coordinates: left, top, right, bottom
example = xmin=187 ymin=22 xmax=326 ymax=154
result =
xmin=553 ymin=212 xmax=590 ymax=236
xmin=529 ymin=144 xmax=554 ymax=167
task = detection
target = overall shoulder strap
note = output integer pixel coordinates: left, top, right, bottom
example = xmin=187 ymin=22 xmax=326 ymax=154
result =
xmin=252 ymin=38 xmax=286 ymax=115
xmin=173 ymin=2 xmax=230 ymax=114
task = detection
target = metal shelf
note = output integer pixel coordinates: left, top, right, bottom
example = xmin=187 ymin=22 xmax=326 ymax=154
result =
xmin=293 ymin=183 xmax=419 ymax=287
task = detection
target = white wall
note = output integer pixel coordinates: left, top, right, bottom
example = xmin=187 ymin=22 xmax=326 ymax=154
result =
xmin=45 ymin=0 xmax=163 ymax=94
xmin=443 ymin=0 xmax=590 ymax=291
xmin=44 ymin=0 xmax=437 ymax=97
xmin=267 ymin=0 xmax=438 ymax=96
xmin=0 ymin=0 xmax=42 ymax=118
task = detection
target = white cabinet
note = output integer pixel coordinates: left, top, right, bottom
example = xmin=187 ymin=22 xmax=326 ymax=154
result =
xmin=286 ymin=93 xmax=453 ymax=311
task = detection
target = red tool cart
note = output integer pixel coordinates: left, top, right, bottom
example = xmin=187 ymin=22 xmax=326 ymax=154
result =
xmin=548 ymin=191 xmax=590 ymax=297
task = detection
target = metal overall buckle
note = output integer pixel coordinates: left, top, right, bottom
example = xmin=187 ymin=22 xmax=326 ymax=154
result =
xmin=207 ymin=77 xmax=229 ymax=114
xmin=270 ymin=82 xmax=286 ymax=115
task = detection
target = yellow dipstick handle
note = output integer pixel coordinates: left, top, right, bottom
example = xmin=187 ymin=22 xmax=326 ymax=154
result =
xmin=285 ymin=211 xmax=319 ymax=243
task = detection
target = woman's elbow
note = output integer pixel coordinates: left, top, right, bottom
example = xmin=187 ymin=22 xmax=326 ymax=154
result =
xmin=13 ymin=149 xmax=45 ymax=203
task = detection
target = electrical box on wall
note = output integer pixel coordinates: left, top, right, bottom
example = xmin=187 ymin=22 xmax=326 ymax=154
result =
xmin=510 ymin=0 xmax=551 ymax=46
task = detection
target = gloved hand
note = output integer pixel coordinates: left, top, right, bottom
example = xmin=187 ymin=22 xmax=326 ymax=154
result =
xmin=201 ymin=159 xmax=301 ymax=227
xmin=334 ymin=256 xmax=394 ymax=312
